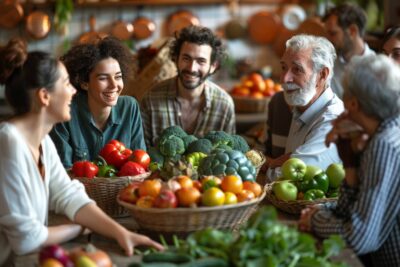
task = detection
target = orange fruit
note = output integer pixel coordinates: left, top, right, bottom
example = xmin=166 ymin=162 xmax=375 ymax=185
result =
xmin=192 ymin=180 xmax=202 ymax=191
xmin=202 ymin=187 xmax=225 ymax=206
xmin=176 ymin=187 xmax=201 ymax=207
xmin=224 ymin=192 xmax=238 ymax=205
xmin=243 ymin=181 xmax=262 ymax=198
xmin=221 ymin=175 xmax=243 ymax=194
xmin=138 ymin=179 xmax=162 ymax=198
xmin=236 ymin=190 xmax=255 ymax=202
xmin=175 ymin=175 xmax=193 ymax=189
xmin=136 ymin=195 xmax=155 ymax=208
xmin=201 ymin=176 xmax=221 ymax=191
xmin=274 ymin=83 xmax=283 ymax=92
xmin=41 ymin=259 xmax=64 ymax=267
xmin=264 ymin=78 xmax=275 ymax=90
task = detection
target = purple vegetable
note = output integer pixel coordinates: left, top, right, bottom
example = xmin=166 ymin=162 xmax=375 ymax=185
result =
xmin=39 ymin=245 xmax=74 ymax=267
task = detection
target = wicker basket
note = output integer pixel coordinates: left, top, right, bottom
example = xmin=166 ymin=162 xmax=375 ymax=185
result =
xmin=265 ymin=182 xmax=337 ymax=214
xmin=73 ymin=172 xmax=150 ymax=218
xmin=248 ymin=149 xmax=266 ymax=178
xmin=233 ymin=96 xmax=270 ymax=113
xmin=117 ymin=187 xmax=267 ymax=234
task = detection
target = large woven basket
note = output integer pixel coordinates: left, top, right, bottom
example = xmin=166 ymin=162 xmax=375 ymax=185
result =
xmin=73 ymin=172 xmax=150 ymax=218
xmin=265 ymin=182 xmax=337 ymax=214
xmin=233 ymin=96 xmax=270 ymax=113
xmin=117 ymin=187 xmax=267 ymax=234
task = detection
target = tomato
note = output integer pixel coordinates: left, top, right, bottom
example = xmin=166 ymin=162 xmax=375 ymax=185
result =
xmin=108 ymin=139 xmax=125 ymax=151
xmin=192 ymin=180 xmax=202 ymax=191
xmin=71 ymin=161 xmax=99 ymax=178
xmin=201 ymin=176 xmax=221 ymax=191
xmin=129 ymin=149 xmax=151 ymax=169
xmin=224 ymin=192 xmax=238 ymax=205
xmin=221 ymin=175 xmax=243 ymax=194
xmin=236 ymin=190 xmax=255 ymax=202
xmin=202 ymin=187 xmax=225 ymax=206
xmin=118 ymin=161 xmax=146 ymax=177
xmin=176 ymin=187 xmax=201 ymax=207
xmin=243 ymin=181 xmax=262 ymax=197
xmin=138 ymin=179 xmax=162 ymax=198
xmin=136 ymin=195 xmax=155 ymax=208
xmin=40 ymin=259 xmax=64 ymax=267
xmin=175 ymin=175 xmax=193 ymax=189
xmin=99 ymin=140 xmax=130 ymax=169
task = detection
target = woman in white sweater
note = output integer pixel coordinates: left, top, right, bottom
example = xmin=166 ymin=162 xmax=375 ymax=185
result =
xmin=0 ymin=39 xmax=162 ymax=265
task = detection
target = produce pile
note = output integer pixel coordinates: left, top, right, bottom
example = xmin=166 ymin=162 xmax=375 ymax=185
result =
xmin=39 ymin=243 xmax=112 ymax=267
xmin=119 ymin=174 xmax=263 ymax=208
xmin=70 ymin=139 xmax=151 ymax=178
xmin=230 ymin=72 xmax=282 ymax=99
xmin=130 ymin=206 xmax=348 ymax=267
xmin=148 ymin=126 xmax=264 ymax=182
xmin=272 ymin=158 xmax=345 ymax=201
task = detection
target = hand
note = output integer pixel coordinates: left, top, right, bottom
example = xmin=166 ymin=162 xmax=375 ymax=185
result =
xmin=116 ymin=229 xmax=164 ymax=256
xmin=298 ymin=205 xmax=320 ymax=232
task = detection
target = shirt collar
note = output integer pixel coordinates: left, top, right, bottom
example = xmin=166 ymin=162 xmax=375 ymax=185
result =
xmin=294 ymin=87 xmax=335 ymax=124
xmin=172 ymin=76 xmax=212 ymax=110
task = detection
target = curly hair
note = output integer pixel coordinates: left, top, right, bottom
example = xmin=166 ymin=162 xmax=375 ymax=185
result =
xmin=0 ymin=38 xmax=60 ymax=115
xmin=323 ymin=3 xmax=367 ymax=37
xmin=169 ymin=25 xmax=226 ymax=69
xmin=60 ymin=36 xmax=133 ymax=92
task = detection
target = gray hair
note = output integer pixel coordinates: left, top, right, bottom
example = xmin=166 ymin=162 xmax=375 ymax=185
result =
xmin=286 ymin=34 xmax=336 ymax=88
xmin=342 ymin=54 xmax=400 ymax=120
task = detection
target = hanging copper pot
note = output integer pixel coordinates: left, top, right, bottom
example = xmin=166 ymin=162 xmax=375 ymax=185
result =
xmin=0 ymin=0 xmax=24 ymax=29
xmin=296 ymin=17 xmax=327 ymax=38
xmin=248 ymin=10 xmax=281 ymax=45
xmin=111 ymin=20 xmax=134 ymax=41
xmin=166 ymin=10 xmax=200 ymax=36
xmin=25 ymin=11 xmax=51 ymax=40
xmin=78 ymin=15 xmax=108 ymax=44
xmin=133 ymin=17 xmax=156 ymax=40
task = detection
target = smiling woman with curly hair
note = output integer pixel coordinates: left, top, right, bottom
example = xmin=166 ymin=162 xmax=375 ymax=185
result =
xmin=50 ymin=36 xmax=146 ymax=168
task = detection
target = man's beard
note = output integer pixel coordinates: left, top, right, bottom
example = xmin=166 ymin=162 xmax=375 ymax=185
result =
xmin=283 ymin=72 xmax=317 ymax=107
xmin=177 ymin=68 xmax=211 ymax=90
xmin=337 ymin=33 xmax=354 ymax=58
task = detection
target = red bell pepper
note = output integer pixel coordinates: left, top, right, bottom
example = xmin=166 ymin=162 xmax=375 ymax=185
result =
xmin=118 ymin=161 xmax=146 ymax=177
xmin=71 ymin=161 xmax=99 ymax=178
xmin=99 ymin=140 xmax=130 ymax=169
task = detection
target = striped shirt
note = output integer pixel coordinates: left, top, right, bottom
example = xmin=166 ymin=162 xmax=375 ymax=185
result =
xmin=311 ymin=115 xmax=400 ymax=267
xmin=140 ymin=77 xmax=236 ymax=147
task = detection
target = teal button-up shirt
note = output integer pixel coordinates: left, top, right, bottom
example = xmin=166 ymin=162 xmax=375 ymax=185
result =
xmin=50 ymin=92 xmax=146 ymax=168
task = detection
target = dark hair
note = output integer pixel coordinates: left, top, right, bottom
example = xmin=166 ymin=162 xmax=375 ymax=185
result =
xmin=60 ymin=36 xmax=133 ymax=92
xmin=382 ymin=26 xmax=400 ymax=48
xmin=169 ymin=25 xmax=226 ymax=69
xmin=323 ymin=3 xmax=367 ymax=37
xmin=0 ymin=38 xmax=60 ymax=115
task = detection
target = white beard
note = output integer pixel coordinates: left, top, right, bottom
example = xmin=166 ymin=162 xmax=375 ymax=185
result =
xmin=283 ymin=73 xmax=317 ymax=106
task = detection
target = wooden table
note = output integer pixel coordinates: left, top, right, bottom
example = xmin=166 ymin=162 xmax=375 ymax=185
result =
xmin=12 ymin=203 xmax=364 ymax=267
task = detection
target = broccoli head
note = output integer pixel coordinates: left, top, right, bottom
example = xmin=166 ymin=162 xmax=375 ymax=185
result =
xmin=159 ymin=125 xmax=187 ymax=140
xmin=204 ymin=131 xmax=234 ymax=148
xmin=182 ymin=135 xmax=198 ymax=149
xmin=159 ymin=135 xmax=185 ymax=157
xmin=231 ymin=134 xmax=250 ymax=153
xmin=186 ymin=138 xmax=213 ymax=154
xmin=147 ymin=147 xmax=165 ymax=166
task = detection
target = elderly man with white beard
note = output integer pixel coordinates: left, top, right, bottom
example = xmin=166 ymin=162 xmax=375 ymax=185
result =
xmin=265 ymin=34 xmax=344 ymax=180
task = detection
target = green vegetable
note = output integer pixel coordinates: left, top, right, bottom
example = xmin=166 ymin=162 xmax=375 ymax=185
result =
xmin=182 ymin=135 xmax=198 ymax=149
xmin=186 ymin=139 xmax=213 ymax=155
xmin=159 ymin=125 xmax=187 ymax=140
xmin=204 ymin=131 xmax=234 ymax=148
xmin=97 ymin=164 xmax=117 ymax=177
xmin=231 ymin=134 xmax=250 ymax=153
xmin=304 ymin=189 xmax=326 ymax=200
xmin=198 ymin=150 xmax=256 ymax=182
xmin=299 ymin=172 xmax=329 ymax=193
xmin=186 ymin=152 xmax=207 ymax=169
xmin=147 ymin=147 xmax=165 ymax=170
xmin=142 ymin=252 xmax=192 ymax=264
xmin=327 ymin=188 xmax=339 ymax=198
xmin=159 ymin=135 xmax=185 ymax=157
xmin=179 ymin=257 xmax=229 ymax=267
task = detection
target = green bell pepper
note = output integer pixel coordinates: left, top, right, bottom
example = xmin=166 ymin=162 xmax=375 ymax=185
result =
xmin=304 ymin=189 xmax=326 ymax=200
xmin=186 ymin=152 xmax=207 ymax=169
xmin=299 ymin=172 xmax=329 ymax=193
xmin=327 ymin=188 xmax=339 ymax=198
xmin=97 ymin=164 xmax=117 ymax=177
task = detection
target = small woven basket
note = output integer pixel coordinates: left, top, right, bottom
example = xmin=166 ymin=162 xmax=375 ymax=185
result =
xmin=248 ymin=150 xmax=266 ymax=178
xmin=118 ymin=187 xmax=267 ymax=234
xmin=73 ymin=172 xmax=150 ymax=218
xmin=233 ymin=96 xmax=270 ymax=113
xmin=265 ymin=182 xmax=337 ymax=214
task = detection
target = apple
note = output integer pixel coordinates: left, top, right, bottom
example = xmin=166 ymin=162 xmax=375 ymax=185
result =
xmin=281 ymin=158 xmax=307 ymax=181
xmin=119 ymin=183 xmax=140 ymax=204
xmin=303 ymin=165 xmax=323 ymax=181
xmin=153 ymin=189 xmax=178 ymax=208
xmin=272 ymin=181 xmax=298 ymax=201
xmin=326 ymin=163 xmax=345 ymax=189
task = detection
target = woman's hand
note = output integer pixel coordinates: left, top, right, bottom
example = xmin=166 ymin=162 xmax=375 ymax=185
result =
xmin=115 ymin=229 xmax=164 ymax=256
xmin=298 ymin=205 xmax=321 ymax=232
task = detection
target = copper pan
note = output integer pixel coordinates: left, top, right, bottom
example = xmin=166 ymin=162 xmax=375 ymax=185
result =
xmin=248 ymin=10 xmax=281 ymax=45
xmin=133 ymin=17 xmax=156 ymax=40
xmin=111 ymin=20 xmax=134 ymax=41
xmin=25 ymin=11 xmax=51 ymax=40
xmin=0 ymin=0 xmax=24 ymax=29
xmin=78 ymin=15 xmax=108 ymax=44
xmin=166 ymin=10 xmax=200 ymax=36
xmin=296 ymin=17 xmax=327 ymax=38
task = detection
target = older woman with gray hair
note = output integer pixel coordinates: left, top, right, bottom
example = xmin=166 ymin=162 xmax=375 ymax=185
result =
xmin=299 ymin=54 xmax=400 ymax=267
xmin=265 ymin=34 xmax=344 ymax=180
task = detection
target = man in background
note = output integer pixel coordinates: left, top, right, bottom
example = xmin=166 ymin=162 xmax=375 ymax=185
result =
xmin=141 ymin=26 xmax=235 ymax=147
xmin=323 ymin=3 xmax=375 ymax=98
